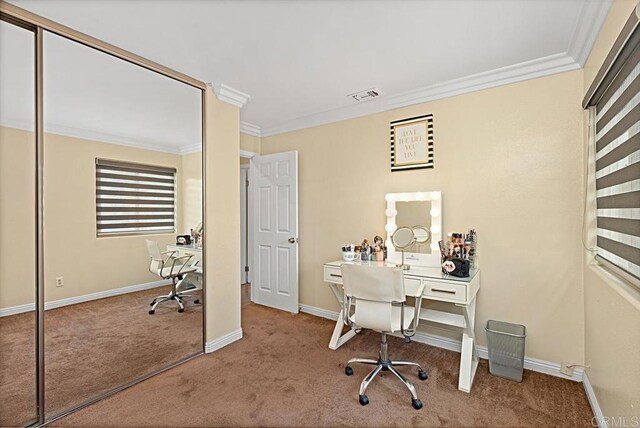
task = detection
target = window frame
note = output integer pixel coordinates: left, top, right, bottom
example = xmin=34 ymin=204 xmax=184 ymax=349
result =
xmin=95 ymin=158 xmax=177 ymax=237
xmin=584 ymin=10 xmax=640 ymax=291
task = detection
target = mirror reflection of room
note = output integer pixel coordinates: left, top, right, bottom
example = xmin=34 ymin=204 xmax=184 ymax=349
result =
xmin=0 ymin=19 xmax=38 ymax=428
xmin=40 ymin=32 xmax=203 ymax=417
xmin=395 ymin=201 xmax=432 ymax=253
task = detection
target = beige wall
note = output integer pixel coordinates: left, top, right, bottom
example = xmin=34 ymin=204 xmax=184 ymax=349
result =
xmin=262 ymin=70 xmax=586 ymax=364
xmin=582 ymin=0 xmax=640 ymax=421
xmin=204 ymin=87 xmax=241 ymax=342
xmin=0 ymin=125 xmax=200 ymax=309
xmin=0 ymin=126 xmax=36 ymax=309
xmin=240 ymin=132 xmax=260 ymax=154
xmin=181 ymin=151 xmax=203 ymax=234
xmin=43 ymin=131 xmax=183 ymax=304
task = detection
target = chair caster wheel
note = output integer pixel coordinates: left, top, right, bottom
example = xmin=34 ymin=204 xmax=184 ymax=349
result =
xmin=194 ymin=299 xmax=200 ymax=304
xmin=178 ymin=308 xmax=185 ymax=313
xmin=412 ymin=398 xmax=423 ymax=410
xmin=418 ymin=370 xmax=428 ymax=381
xmin=405 ymin=337 xmax=412 ymax=343
xmin=359 ymin=394 xmax=369 ymax=406
xmin=345 ymin=366 xmax=353 ymax=376
xmin=148 ymin=310 xmax=155 ymax=315
xmin=150 ymin=302 xmax=154 ymax=306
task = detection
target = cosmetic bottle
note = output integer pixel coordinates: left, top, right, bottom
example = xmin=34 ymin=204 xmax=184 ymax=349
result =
xmin=361 ymin=246 xmax=369 ymax=261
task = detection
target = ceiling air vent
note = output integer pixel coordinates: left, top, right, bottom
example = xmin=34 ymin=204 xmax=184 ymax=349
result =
xmin=348 ymin=88 xmax=382 ymax=102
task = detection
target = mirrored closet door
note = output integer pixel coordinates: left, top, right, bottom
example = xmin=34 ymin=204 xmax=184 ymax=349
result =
xmin=0 ymin=19 xmax=39 ymax=427
xmin=42 ymin=31 xmax=204 ymax=418
xmin=1 ymin=5 xmax=206 ymax=422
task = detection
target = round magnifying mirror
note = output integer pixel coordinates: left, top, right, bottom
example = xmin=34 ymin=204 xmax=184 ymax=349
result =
xmin=391 ymin=226 xmax=415 ymax=249
xmin=412 ymin=226 xmax=430 ymax=244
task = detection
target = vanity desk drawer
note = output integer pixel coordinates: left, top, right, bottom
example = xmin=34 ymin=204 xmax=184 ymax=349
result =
xmin=324 ymin=265 xmax=344 ymax=283
xmin=422 ymin=280 xmax=467 ymax=303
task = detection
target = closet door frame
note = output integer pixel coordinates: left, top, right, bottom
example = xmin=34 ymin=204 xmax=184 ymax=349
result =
xmin=0 ymin=2 xmax=209 ymax=425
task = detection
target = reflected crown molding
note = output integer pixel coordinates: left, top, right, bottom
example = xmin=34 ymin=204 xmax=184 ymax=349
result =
xmin=1 ymin=119 xmax=261 ymax=155
xmin=214 ymin=83 xmax=251 ymax=108
xmin=180 ymin=143 xmax=203 ymax=155
xmin=0 ymin=118 xmax=196 ymax=155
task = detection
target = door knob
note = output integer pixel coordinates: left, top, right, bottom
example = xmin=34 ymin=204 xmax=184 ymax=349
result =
xmin=288 ymin=237 xmax=298 ymax=243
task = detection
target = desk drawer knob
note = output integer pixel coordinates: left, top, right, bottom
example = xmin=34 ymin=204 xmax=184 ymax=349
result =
xmin=330 ymin=273 xmax=342 ymax=278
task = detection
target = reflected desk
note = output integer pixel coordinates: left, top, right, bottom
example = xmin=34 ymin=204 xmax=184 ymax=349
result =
xmin=323 ymin=260 xmax=480 ymax=393
xmin=167 ymin=244 xmax=203 ymax=290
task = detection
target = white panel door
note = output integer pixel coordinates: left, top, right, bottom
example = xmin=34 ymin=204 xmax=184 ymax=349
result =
xmin=250 ymin=151 xmax=298 ymax=313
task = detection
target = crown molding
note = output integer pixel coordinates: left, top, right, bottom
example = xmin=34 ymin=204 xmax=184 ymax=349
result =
xmin=567 ymin=0 xmax=613 ymax=66
xmin=239 ymin=149 xmax=258 ymax=158
xmin=260 ymin=52 xmax=581 ymax=137
xmin=179 ymin=143 xmax=202 ymax=155
xmin=215 ymin=83 xmax=251 ymax=108
xmin=0 ymin=118 xmax=198 ymax=155
xmin=382 ymin=52 xmax=579 ymax=110
xmin=240 ymin=121 xmax=261 ymax=137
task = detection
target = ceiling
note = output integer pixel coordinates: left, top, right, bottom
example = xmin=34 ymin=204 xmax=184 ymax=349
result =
xmin=2 ymin=0 xmax=611 ymax=148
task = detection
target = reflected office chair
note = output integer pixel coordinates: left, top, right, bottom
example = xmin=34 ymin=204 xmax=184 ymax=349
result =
xmin=341 ymin=264 xmax=427 ymax=409
xmin=146 ymin=240 xmax=199 ymax=315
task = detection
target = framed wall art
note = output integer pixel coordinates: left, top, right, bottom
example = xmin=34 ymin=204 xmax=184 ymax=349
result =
xmin=390 ymin=114 xmax=433 ymax=171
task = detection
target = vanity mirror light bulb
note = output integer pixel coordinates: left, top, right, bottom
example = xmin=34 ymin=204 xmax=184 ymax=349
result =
xmin=385 ymin=223 xmax=397 ymax=233
xmin=415 ymin=192 xmax=428 ymax=201
xmin=398 ymin=193 xmax=411 ymax=201
xmin=431 ymin=225 xmax=441 ymax=234
xmin=385 ymin=194 xmax=396 ymax=202
xmin=430 ymin=191 xmax=441 ymax=200
xmin=430 ymin=208 xmax=440 ymax=217
xmin=385 ymin=209 xmax=397 ymax=217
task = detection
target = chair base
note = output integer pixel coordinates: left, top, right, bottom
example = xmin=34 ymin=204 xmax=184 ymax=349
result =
xmin=148 ymin=277 xmax=200 ymax=314
xmin=345 ymin=333 xmax=427 ymax=409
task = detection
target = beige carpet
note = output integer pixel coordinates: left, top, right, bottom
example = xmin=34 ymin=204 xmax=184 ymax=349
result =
xmin=51 ymin=303 xmax=594 ymax=427
xmin=0 ymin=285 xmax=202 ymax=427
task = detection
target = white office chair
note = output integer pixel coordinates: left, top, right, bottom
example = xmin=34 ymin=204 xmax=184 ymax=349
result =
xmin=146 ymin=240 xmax=199 ymax=315
xmin=341 ymin=264 xmax=427 ymax=409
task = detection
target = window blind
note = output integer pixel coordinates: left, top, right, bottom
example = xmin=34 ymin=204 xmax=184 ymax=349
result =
xmin=96 ymin=159 xmax=176 ymax=236
xmin=594 ymin=37 xmax=640 ymax=282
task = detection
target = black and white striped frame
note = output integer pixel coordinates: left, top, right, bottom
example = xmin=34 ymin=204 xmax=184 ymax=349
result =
xmin=390 ymin=114 xmax=434 ymax=171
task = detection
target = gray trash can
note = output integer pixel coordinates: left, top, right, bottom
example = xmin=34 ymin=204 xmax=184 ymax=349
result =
xmin=485 ymin=320 xmax=526 ymax=382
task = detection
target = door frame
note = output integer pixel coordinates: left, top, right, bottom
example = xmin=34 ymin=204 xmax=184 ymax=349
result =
xmin=240 ymin=150 xmax=257 ymax=287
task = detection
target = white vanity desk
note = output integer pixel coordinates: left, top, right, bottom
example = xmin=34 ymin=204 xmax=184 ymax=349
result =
xmin=166 ymin=244 xmax=203 ymax=289
xmin=323 ymin=259 xmax=480 ymax=393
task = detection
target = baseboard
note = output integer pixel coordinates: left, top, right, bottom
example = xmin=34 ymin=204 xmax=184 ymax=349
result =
xmin=0 ymin=279 xmax=170 ymax=317
xmin=299 ymin=304 xmax=584 ymax=382
xmin=583 ymin=371 xmax=607 ymax=428
xmin=205 ymin=328 xmax=243 ymax=353
xmin=299 ymin=304 xmax=339 ymax=321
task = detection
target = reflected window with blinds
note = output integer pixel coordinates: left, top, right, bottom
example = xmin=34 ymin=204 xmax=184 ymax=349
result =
xmin=593 ymin=31 xmax=640 ymax=284
xmin=96 ymin=159 xmax=176 ymax=236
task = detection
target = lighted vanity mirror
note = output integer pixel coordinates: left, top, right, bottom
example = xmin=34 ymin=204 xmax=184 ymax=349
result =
xmin=395 ymin=201 xmax=432 ymax=253
xmin=385 ymin=192 xmax=442 ymax=267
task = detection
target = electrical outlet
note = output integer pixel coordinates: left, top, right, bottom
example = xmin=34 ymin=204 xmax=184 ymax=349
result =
xmin=560 ymin=362 xmax=574 ymax=377
xmin=55 ymin=277 xmax=64 ymax=287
